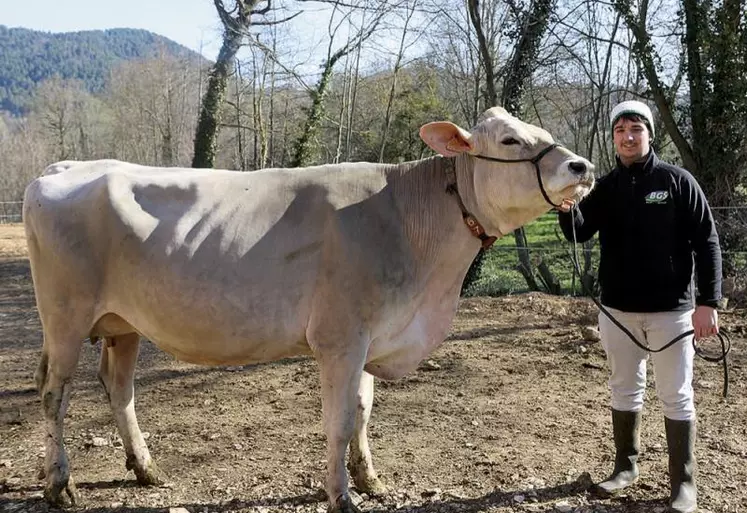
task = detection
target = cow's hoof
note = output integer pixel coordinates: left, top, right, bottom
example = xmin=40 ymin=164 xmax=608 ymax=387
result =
xmin=133 ymin=462 xmax=167 ymax=486
xmin=44 ymin=477 xmax=78 ymax=507
xmin=354 ymin=475 xmax=386 ymax=496
xmin=328 ymin=495 xmax=361 ymax=513
xmin=127 ymin=455 xmax=166 ymax=486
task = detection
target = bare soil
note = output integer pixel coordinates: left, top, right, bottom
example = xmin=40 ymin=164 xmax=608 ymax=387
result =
xmin=1 ymin=223 xmax=745 ymax=513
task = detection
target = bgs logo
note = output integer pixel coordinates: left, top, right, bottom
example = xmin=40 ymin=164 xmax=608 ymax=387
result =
xmin=645 ymin=190 xmax=669 ymax=204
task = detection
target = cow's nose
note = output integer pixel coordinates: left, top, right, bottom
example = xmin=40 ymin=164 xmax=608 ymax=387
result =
xmin=569 ymin=161 xmax=587 ymax=175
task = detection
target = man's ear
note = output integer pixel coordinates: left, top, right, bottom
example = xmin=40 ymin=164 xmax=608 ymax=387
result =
xmin=419 ymin=121 xmax=475 ymax=157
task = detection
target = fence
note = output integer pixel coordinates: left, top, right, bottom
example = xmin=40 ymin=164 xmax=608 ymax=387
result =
xmin=0 ymin=201 xmax=22 ymax=223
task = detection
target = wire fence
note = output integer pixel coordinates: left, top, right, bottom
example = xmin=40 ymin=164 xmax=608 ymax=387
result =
xmin=0 ymin=200 xmax=22 ymax=223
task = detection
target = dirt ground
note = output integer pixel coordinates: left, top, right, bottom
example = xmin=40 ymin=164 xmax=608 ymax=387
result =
xmin=1 ymin=223 xmax=745 ymax=513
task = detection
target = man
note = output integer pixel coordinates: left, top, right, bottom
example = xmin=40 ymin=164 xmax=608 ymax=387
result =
xmin=557 ymin=100 xmax=722 ymax=513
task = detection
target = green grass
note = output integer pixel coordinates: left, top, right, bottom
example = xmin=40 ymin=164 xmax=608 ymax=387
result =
xmin=464 ymin=212 xmax=601 ymax=297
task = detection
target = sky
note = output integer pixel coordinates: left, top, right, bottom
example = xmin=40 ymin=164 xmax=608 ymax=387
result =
xmin=1 ymin=0 xmax=227 ymax=60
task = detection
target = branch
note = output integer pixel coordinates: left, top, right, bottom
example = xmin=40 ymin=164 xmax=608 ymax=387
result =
xmin=250 ymin=11 xmax=303 ymax=26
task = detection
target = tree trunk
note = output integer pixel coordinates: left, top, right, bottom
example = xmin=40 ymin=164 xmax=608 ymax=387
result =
xmin=334 ymin=57 xmax=352 ymax=164
xmin=291 ymin=62 xmax=336 ymax=168
xmin=613 ymin=0 xmax=698 ymax=172
xmin=462 ymin=0 xmax=498 ymax=294
xmin=192 ymin=26 xmax=244 ymax=168
xmin=235 ymin=61 xmax=246 ymax=170
xmin=505 ymin=0 xmax=554 ymax=293
xmin=193 ymin=0 xmax=263 ymax=169
xmin=345 ymin=27 xmax=363 ymax=162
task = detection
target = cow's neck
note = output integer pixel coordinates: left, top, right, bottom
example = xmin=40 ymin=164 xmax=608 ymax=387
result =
xmin=390 ymin=157 xmax=484 ymax=269
xmin=451 ymin=155 xmax=511 ymax=239
xmin=444 ymin=158 xmax=502 ymax=248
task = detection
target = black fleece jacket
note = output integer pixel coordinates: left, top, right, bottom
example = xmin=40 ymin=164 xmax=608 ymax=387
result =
xmin=558 ymin=150 xmax=722 ymax=312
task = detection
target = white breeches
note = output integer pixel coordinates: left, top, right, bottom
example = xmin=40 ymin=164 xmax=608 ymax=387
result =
xmin=598 ymin=307 xmax=695 ymax=421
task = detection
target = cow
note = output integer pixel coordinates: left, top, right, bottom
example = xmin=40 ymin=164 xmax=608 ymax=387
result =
xmin=23 ymin=106 xmax=594 ymax=512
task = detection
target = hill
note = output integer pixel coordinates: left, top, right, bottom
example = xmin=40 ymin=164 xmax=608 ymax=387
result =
xmin=0 ymin=26 xmax=207 ymax=116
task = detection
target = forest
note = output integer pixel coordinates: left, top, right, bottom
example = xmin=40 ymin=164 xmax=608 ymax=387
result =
xmin=0 ymin=0 xmax=745 ymax=298
xmin=0 ymin=26 xmax=203 ymax=115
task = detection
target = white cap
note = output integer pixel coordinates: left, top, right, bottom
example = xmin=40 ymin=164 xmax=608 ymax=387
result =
xmin=610 ymin=100 xmax=655 ymax=140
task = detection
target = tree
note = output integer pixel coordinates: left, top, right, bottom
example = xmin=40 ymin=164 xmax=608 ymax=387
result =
xmin=378 ymin=0 xmax=419 ymax=163
xmin=503 ymin=0 xmax=559 ymax=293
xmin=193 ymin=0 xmax=300 ymax=168
xmin=30 ymin=76 xmax=105 ymax=161
xmin=291 ymin=2 xmax=386 ymax=167
xmin=108 ymin=56 xmax=201 ymax=166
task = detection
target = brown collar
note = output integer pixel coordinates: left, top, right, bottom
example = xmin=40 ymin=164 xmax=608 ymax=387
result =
xmin=444 ymin=158 xmax=499 ymax=249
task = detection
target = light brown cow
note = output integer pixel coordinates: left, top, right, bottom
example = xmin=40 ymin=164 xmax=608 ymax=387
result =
xmin=24 ymin=107 xmax=594 ymax=512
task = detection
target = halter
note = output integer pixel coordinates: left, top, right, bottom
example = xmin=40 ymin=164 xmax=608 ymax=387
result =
xmin=446 ymin=143 xmax=562 ymax=249
xmin=473 ymin=143 xmax=562 ymax=209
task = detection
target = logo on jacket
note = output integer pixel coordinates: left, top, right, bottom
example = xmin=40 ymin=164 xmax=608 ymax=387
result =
xmin=645 ymin=190 xmax=669 ymax=204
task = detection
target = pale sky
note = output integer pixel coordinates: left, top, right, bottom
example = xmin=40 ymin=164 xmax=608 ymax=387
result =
xmin=0 ymin=0 xmax=228 ymax=60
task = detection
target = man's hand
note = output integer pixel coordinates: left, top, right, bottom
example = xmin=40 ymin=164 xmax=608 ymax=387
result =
xmin=557 ymin=198 xmax=576 ymax=213
xmin=692 ymin=305 xmax=718 ymax=341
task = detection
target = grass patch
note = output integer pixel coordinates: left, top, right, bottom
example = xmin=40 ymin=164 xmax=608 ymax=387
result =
xmin=464 ymin=212 xmax=600 ymax=297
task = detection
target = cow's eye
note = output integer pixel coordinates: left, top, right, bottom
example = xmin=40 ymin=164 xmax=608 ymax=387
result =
xmin=502 ymin=137 xmax=520 ymax=145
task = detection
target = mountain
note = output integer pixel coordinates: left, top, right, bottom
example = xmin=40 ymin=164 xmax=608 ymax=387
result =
xmin=0 ymin=26 xmax=208 ymax=116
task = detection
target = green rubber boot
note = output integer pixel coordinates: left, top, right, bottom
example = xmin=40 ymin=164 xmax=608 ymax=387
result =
xmin=665 ymin=417 xmax=697 ymax=513
xmin=594 ymin=409 xmax=641 ymax=496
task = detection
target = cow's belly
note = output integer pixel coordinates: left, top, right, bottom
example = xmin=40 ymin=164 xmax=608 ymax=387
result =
xmin=91 ymin=313 xmax=311 ymax=365
xmin=96 ymin=256 xmax=318 ymax=365
xmin=150 ymin=333 xmax=313 ymax=366
xmin=93 ymin=308 xmax=313 ymax=366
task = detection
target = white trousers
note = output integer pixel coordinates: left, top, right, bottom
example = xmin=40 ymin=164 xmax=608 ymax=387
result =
xmin=598 ymin=307 xmax=695 ymax=421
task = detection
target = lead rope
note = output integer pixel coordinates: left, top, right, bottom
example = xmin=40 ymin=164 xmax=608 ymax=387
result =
xmin=568 ymin=208 xmax=731 ymax=398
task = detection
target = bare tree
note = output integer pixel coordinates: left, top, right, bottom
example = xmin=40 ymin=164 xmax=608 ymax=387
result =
xmin=378 ymin=0 xmax=419 ymax=162
xmin=291 ymin=2 xmax=386 ymax=167
xmin=108 ymin=56 xmax=200 ymax=166
xmin=193 ymin=0 xmax=300 ymax=168
xmin=345 ymin=7 xmax=366 ymax=161
xmin=0 ymin=118 xmax=53 ymax=203
xmin=31 ymin=77 xmax=87 ymax=161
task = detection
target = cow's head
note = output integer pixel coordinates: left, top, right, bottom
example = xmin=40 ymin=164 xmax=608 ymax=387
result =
xmin=419 ymin=107 xmax=594 ymax=235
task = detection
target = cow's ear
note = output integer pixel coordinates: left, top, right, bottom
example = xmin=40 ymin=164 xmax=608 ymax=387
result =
xmin=419 ymin=122 xmax=475 ymax=157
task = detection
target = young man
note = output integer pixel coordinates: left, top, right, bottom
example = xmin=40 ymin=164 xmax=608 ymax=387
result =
xmin=557 ymin=100 xmax=722 ymax=513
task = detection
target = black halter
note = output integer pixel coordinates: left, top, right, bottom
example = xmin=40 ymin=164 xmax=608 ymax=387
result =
xmin=473 ymin=143 xmax=562 ymax=208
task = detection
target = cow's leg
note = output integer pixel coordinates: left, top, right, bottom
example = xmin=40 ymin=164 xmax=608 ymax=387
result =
xmin=98 ymin=334 xmax=164 ymax=485
xmin=347 ymin=371 xmax=386 ymax=495
xmin=318 ymin=351 xmax=367 ymax=513
xmin=37 ymin=332 xmax=83 ymax=507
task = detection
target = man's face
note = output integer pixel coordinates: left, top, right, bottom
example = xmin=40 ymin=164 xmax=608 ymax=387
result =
xmin=613 ymin=117 xmax=651 ymax=166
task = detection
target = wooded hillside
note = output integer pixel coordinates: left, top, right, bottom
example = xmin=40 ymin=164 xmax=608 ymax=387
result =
xmin=0 ymin=26 xmax=205 ymax=115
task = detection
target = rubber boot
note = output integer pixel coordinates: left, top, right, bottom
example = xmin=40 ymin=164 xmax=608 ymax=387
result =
xmin=665 ymin=417 xmax=697 ymax=513
xmin=594 ymin=409 xmax=641 ymax=496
